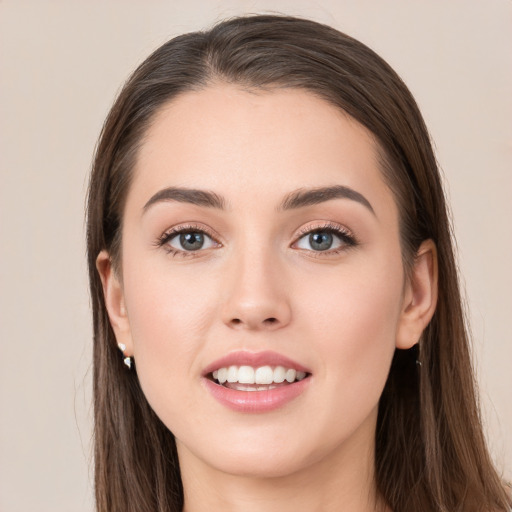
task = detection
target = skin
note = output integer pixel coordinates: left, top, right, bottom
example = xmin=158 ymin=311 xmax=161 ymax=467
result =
xmin=98 ymin=85 xmax=437 ymax=512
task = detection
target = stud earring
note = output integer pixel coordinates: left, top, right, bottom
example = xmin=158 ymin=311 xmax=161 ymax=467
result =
xmin=117 ymin=343 xmax=132 ymax=369
xmin=415 ymin=340 xmax=422 ymax=367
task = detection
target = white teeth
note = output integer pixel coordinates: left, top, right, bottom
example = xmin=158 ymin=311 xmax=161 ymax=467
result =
xmin=238 ymin=366 xmax=255 ymax=384
xmin=285 ymin=369 xmax=297 ymax=383
xmin=211 ymin=365 xmax=308 ymax=385
xmin=217 ymin=367 xmax=227 ymax=384
xmin=273 ymin=366 xmax=286 ymax=383
xmin=227 ymin=365 xmax=238 ymax=383
xmin=232 ymin=384 xmax=279 ymax=392
xmin=255 ymin=365 xmax=274 ymax=385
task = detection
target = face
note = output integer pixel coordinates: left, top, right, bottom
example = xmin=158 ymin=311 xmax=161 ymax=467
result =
xmin=105 ymin=85 xmax=423 ymax=479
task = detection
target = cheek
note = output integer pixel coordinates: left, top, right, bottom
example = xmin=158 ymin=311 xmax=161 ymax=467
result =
xmin=123 ymin=230 xmax=222 ymax=334
xmin=301 ymin=252 xmax=403 ymax=341
xmin=298 ymin=253 xmax=404 ymax=420
xmin=121 ymin=256 xmax=220 ymax=402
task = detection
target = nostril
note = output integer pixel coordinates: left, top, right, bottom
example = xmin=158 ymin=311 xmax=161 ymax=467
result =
xmin=227 ymin=316 xmax=283 ymax=329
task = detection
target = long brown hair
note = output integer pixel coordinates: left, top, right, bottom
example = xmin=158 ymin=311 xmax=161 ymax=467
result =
xmin=86 ymin=14 xmax=510 ymax=512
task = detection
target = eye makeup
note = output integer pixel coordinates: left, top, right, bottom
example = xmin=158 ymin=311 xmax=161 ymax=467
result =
xmin=155 ymin=222 xmax=221 ymax=258
xmin=154 ymin=219 xmax=358 ymax=259
xmin=292 ymin=221 xmax=358 ymax=256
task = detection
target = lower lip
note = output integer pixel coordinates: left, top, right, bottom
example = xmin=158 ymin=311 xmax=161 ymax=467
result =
xmin=203 ymin=377 xmax=311 ymax=413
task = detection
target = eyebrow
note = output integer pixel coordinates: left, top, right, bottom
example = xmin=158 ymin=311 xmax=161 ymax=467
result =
xmin=279 ymin=185 xmax=375 ymax=215
xmin=142 ymin=185 xmax=374 ymax=215
xmin=143 ymin=187 xmax=227 ymax=212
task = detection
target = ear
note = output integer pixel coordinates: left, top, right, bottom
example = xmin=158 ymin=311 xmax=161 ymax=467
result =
xmin=396 ymin=239 xmax=438 ymax=349
xmin=96 ymin=250 xmax=133 ymax=356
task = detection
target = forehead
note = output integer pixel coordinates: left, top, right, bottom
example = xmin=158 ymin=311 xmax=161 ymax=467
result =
xmin=129 ymin=84 xmax=395 ymax=217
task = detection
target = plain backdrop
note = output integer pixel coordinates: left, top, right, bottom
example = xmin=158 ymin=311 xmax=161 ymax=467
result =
xmin=0 ymin=1 xmax=510 ymax=511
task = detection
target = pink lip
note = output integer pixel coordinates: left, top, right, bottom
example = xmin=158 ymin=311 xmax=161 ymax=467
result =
xmin=202 ymin=350 xmax=312 ymax=413
xmin=203 ymin=378 xmax=310 ymax=413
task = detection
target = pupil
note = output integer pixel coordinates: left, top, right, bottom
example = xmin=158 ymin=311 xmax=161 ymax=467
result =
xmin=180 ymin=232 xmax=204 ymax=250
xmin=310 ymin=232 xmax=333 ymax=251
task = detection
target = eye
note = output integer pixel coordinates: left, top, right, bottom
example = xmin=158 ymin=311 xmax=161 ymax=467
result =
xmin=293 ymin=223 xmax=356 ymax=253
xmin=157 ymin=225 xmax=220 ymax=256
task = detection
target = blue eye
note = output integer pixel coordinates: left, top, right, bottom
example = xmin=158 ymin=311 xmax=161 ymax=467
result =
xmin=176 ymin=232 xmax=205 ymax=251
xmin=157 ymin=226 xmax=219 ymax=256
xmin=167 ymin=231 xmax=217 ymax=252
xmin=308 ymin=232 xmax=334 ymax=251
xmin=294 ymin=225 xmax=355 ymax=252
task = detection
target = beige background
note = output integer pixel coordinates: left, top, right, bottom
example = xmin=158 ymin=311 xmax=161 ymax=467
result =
xmin=0 ymin=1 xmax=510 ymax=510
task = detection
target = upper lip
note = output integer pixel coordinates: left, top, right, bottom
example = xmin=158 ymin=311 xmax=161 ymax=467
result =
xmin=202 ymin=350 xmax=311 ymax=376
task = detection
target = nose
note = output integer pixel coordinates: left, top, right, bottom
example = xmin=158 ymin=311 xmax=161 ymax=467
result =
xmin=221 ymin=246 xmax=292 ymax=331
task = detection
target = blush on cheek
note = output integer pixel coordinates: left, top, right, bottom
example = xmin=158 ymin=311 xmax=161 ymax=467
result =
xmin=306 ymin=263 xmax=402 ymax=397
xmin=122 ymin=265 xmax=219 ymax=413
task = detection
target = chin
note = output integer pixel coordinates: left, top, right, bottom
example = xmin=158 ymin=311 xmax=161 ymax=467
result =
xmin=176 ymin=430 xmax=329 ymax=480
xmin=210 ymin=452 xmax=311 ymax=479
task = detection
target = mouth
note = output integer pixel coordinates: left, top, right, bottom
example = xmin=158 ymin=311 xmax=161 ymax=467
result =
xmin=202 ymin=351 xmax=312 ymax=412
xmin=209 ymin=365 xmax=310 ymax=391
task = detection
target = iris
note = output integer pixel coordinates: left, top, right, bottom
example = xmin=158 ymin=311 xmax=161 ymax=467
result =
xmin=180 ymin=232 xmax=204 ymax=250
xmin=309 ymin=232 xmax=333 ymax=251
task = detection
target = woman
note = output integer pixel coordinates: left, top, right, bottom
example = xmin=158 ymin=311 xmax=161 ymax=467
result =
xmin=86 ymin=14 xmax=511 ymax=512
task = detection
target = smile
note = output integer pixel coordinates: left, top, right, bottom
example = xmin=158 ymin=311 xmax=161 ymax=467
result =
xmin=203 ymin=351 xmax=312 ymax=412
xmin=212 ymin=365 xmax=307 ymax=391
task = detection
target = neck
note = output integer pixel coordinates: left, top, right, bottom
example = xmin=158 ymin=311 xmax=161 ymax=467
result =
xmin=178 ymin=410 xmax=390 ymax=512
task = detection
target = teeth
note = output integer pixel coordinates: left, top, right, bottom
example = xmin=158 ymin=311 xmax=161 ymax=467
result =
xmin=227 ymin=365 xmax=238 ymax=383
xmin=238 ymin=366 xmax=255 ymax=384
xmin=285 ymin=369 xmax=296 ymax=383
xmin=273 ymin=366 xmax=286 ymax=383
xmin=254 ymin=366 xmax=273 ymax=385
xmin=217 ymin=367 xmax=227 ymax=384
xmin=211 ymin=365 xmax=308 ymax=385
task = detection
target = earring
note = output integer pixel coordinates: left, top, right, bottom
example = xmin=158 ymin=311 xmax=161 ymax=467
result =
xmin=117 ymin=343 xmax=132 ymax=369
xmin=415 ymin=340 xmax=422 ymax=367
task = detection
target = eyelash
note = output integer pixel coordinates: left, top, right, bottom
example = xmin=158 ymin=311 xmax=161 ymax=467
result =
xmin=155 ymin=221 xmax=357 ymax=258
xmin=293 ymin=222 xmax=357 ymax=257
xmin=156 ymin=223 xmax=220 ymax=258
